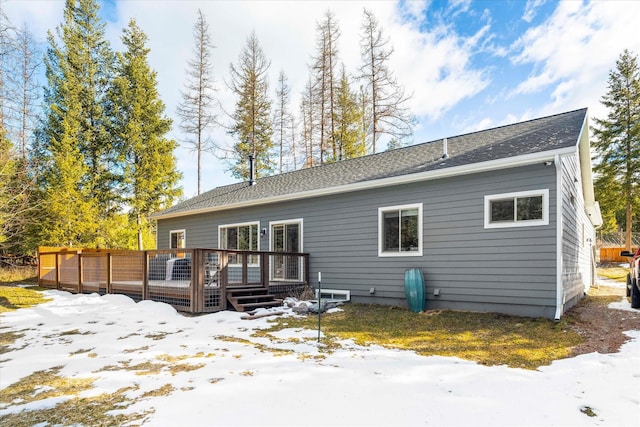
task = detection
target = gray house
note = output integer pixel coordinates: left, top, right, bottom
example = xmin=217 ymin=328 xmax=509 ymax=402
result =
xmin=153 ymin=108 xmax=602 ymax=319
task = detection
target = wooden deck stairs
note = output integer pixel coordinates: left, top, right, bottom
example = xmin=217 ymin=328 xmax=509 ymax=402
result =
xmin=226 ymin=286 xmax=281 ymax=312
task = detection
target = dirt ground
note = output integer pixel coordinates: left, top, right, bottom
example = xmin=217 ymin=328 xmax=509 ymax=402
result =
xmin=566 ymin=284 xmax=640 ymax=356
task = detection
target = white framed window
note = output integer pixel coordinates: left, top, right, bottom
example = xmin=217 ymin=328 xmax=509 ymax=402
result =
xmin=218 ymin=221 xmax=260 ymax=264
xmin=269 ymin=218 xmax=303 ymax=253
xmin=484 ymin=189 xmax=549 ymax=229
xmin=170 ymin=229 xmax=186 ymax=249
xmin=269 ymin=219 xmax=303 ymax=281
xmin=378 ymin=203 xmax=423 ymax=257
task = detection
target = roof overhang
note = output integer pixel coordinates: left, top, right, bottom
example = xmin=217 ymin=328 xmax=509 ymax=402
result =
xmin=153 ymin=146 xmax=579 ymax=220
xmin=576 ymin=114 xmax=603 ymax=228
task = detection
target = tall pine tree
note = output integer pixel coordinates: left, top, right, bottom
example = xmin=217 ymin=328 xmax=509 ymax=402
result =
xmin=311 ymin=10 xmax=340 ymax=164
xmin=109 ymin=19 xmax=182 ymax=250
xmin=177 ymin=9 xmax=217 ymax=195
xmin=332 ymin=65 xmax=365 ymax=161
xmin=359 ymin=8 xmax=414 ymax=153
xmin=37 ymin=0 xmax=114 ymax=246
xmin=228 ymin=31 xmax=273 ymax=180
xmin=273 ymin=70 xmax=292 ymax=173
xmin=592 ymin=49 xmax=640 ymax=250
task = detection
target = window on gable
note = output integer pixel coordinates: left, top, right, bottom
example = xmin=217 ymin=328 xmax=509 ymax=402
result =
xmin=484 ymin=190 xmax=549 ymax=228
xmin=378 ymin=204 xmax=423 ymax=257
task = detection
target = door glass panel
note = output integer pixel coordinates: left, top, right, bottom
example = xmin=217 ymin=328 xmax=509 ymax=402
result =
xmin=271 ymin=223 xmax=300 ymax=281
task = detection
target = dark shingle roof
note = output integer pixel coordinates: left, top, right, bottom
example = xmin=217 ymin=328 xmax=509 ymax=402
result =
xmin=155 ymin=108 xmax=587 ymax=218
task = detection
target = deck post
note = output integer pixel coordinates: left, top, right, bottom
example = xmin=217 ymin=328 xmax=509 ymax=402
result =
xmin=191 ymin=249 xmax=202 ymax=313
xmin=142 ymin=251 xmax=149 ymax=301
xmin=241 ymin=252 xmax=248 ymax=285
xmin=261 ymin=252 xmax=269 ymax=289
xmin=77 ymin=253 xmax=83 ymax=294
xmin=106 ymin=252 xmax=112 ymax=294
xmin=220 ymin=250 xmax=228 ymax=310
xmin=55 ymin=252 xmax=60 ymax=290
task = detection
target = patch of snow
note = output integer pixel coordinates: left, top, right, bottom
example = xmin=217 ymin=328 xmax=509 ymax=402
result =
xmin=0 ymin=290 xmax=638 ymax=426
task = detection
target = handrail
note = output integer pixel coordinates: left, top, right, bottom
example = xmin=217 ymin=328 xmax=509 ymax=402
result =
xmin=37 ymin=247 xmax=310 ymax=314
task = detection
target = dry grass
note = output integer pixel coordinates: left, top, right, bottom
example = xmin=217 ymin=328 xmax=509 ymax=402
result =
xmin=596 ymin=265 xmax=628 ymax=282
xmin=0 ymin=267 xmax=633 ymax=426
xmin=0 ymin=267 xmax=37 ymax=285
xmin=263 ymin=305 xmax=583 ymax=370
xmin=0 ymin=366 xmax=153 ymax=427
xmin=0 ymin=285 xmax=50 ymax=313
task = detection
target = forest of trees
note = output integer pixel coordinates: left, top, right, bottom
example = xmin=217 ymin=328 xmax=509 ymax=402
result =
xmin=592 ymin=49 xmax=640 ymax=250
xmin=0 ymin=1 xmax=414 ymax=254
xmin=1 ymin=0 xmax=181 ymax=253
xmin=1 ymin=0 xmax=637 ymax=255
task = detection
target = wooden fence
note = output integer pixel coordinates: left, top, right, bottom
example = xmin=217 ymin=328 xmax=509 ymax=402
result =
xmin=37 ymin=247 xmax=309 ymax=314
xmin=599 ymin=247 xmax=636 ymax=263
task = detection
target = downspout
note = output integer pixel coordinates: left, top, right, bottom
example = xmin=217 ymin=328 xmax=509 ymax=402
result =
xmin=554 ymin=154 xmax=563 ymax=320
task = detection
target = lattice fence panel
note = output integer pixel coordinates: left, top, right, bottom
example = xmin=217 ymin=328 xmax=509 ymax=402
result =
xmin=148 ymin=251 xmax=192 ymax=309
xmin=110 ymin=253 xmax=144 ymax=301
xmin=81 ymin=255 xmax=106 ymax=293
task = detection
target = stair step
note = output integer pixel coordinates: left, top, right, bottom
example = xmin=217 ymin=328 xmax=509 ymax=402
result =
xmin=237 ymin=301 xmax=282 ymax=311
xmin=227 ymin=287 xmax=269 ymax=296
xmin=229 ymin=294 xmax=276 ymax=303
xmin=226 ymin=286 xmax=280 ymax=312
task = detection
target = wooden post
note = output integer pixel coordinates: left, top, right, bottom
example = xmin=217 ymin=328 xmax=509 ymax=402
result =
xmin=37 ymin=251 xmax=41 ymax=287
xmin=192 ymin=249 xmax=202 ymax=313
xmin=241 ymin=252 xmax=248 ymax=285
xmin=261 ymin=252 xmax=270 ymax=289
xmin=106 ymin=252 xmax=112 ymax=294
xmin=142 ymin=251 xmax=149 ymax=301
xmin=220 ymin=251 xmax=228 ymax=310
xmin=55 ymin=252 xmax=60 ymax=290
xmin=77 ymin=253 xmax=83 ymax=294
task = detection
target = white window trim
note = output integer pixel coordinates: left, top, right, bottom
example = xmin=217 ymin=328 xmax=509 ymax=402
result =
xmin=169 ymin=229 xmax=186 ymax=249
xmin=378 ymin=203 xmax=423 ymax=257
xmin=268 ymin=218 xmax=304 ymax=252
xmin=218 ymin=221 xmax=260 ymax=266
xmin=484 ymin=189 xmax=549 ymax=229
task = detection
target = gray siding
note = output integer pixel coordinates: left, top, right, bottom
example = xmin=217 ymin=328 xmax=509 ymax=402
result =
xmin=158 ymin=163 xmax=558 ymax=318
xmin=560 ymin=152 xmax=595 ymax=312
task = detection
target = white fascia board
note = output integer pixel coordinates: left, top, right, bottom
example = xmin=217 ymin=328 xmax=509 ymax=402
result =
xmin=576 ymin=115 xmax=603 ymax=228
xmin=153 ymin=147 xmax=576 ymax=220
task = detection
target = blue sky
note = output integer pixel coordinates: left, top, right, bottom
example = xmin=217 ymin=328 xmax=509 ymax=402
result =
xmin=5 ymin=0 xmax=640 ymax=199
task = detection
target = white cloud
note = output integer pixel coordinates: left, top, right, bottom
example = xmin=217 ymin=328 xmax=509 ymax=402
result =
xmin=510 ymin=0 xmax=640 ymax=120
xmin=22 ymin=1 xmax=637 ymax=191
xmin=522 ymin=0 xmax=547 ymax=23
xmin=388 ymin=5 xmax=490 ymax=120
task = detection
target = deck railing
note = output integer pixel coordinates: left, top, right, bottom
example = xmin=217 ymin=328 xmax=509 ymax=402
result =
xmin=37 ymin=247 xmax=310 ymax=314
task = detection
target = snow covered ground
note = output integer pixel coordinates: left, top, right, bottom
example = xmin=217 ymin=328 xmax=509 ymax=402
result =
xmin=1 ymin=287 xmax=639 ymax=426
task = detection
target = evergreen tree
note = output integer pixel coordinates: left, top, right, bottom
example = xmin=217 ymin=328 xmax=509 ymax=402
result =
xmin=0 ymin=133 xmax=28 ymax=250
xmin=37 ymin=0 xmax=114 ymax=246
xmin=359 ymin=8 xmax=414 ymax=153
xmin=299 ymin=77 xmax=316 ymax=168
xmin=109 ymin=19 xmax=182 ymax=250
xmin=311 ymin=10 xmax=340 ymax=164
xmin=332 ymin=65 xmax=364 ymax=161
xmin=228 ymin=31 xmax=273 ymax=180
xmin=273 ymin=70 xmax=292 ymax=173
xmin=11 ymin=23 xmax=41 ymax=163
xmin=592 ymin=49 xmax=640 ymax=250
xmin=177 ymin=9 xmax=217 ymax=195
xmin=36 ymin=98 xmax=99 ymax=247
xmin=0 ymin=9 xmax=40 ymax=254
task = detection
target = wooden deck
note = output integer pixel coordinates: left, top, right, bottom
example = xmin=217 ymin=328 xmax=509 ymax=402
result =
xmin=38 ymin=247 xmax=310 ymax=313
